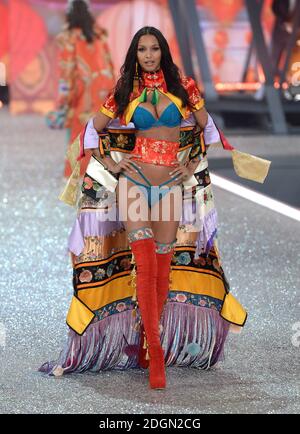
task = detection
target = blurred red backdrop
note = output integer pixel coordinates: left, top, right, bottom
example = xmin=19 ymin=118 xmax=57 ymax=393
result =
xmin=0 ymin=0 xmax=276 ymax=114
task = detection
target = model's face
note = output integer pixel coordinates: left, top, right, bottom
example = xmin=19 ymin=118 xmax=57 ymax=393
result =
xmin=137 ymin=34 xmax=161 ymax=73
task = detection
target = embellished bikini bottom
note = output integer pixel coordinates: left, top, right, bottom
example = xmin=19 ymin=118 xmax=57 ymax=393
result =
xmin=121 ymin=161 xmax=181 ymax=208
xmin=122 ymin=136 xmax=182 ymax=207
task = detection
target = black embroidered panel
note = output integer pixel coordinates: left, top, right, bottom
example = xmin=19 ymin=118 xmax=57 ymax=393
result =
xmin=73 ymin=252 xmax=134 ymax=293
xmin=81 ymin=173 xmax=112 ymax=201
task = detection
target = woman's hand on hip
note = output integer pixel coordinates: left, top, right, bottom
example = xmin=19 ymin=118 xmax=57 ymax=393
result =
xmin=169 ymin=161 xmax=194 ymax=182
xmin=110 ymin=155 xmax=142 ymax=175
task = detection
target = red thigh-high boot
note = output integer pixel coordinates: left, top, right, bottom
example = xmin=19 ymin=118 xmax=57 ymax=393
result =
xmin=129 ymin=230 xmax=166 ymax=389
xmin=138 ymin=239 xmax=176 ymax=370
xmin=155 ymin=239 xmax=177 ymax=320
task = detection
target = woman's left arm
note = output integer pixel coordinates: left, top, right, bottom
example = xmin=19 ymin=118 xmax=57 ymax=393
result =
xmin=184 ymin=106 xmax=209 ymax=172
xmin=192 ymin=106 xmax=208 ymax=130
xmin=170 ymin=78 xmax=210 ymax=181
xmin=170 ymin=108 xmax=209 ymax=181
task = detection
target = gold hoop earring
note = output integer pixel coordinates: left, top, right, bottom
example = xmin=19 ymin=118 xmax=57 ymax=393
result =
xmin=133 ymin=61 xmax=139 ymax=94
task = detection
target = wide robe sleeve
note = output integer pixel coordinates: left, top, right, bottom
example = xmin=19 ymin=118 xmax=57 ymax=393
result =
xmin=181 ymin=76 xmax=205 ymax=113
xmin=183 ymin=76 xmax=271 ymax=183
xmin=99 ymin=92 xmax=118 ymax=119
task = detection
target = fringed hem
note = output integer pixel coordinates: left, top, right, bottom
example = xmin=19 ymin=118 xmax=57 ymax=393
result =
xmin=229 ymin=323 xmax=243 ymax=334
xmin=39 ymin=302 xmax=230 ymax=376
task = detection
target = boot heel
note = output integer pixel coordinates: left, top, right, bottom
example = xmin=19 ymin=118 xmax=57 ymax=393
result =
xmin=149 ymin=346 xmax=166 ymax=389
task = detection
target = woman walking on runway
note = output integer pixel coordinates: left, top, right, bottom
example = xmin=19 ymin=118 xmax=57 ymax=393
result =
xmin=49 ymin=0 xmax=115 ymax=177
xmin=40 ymin=26 xmax=270 ymax=390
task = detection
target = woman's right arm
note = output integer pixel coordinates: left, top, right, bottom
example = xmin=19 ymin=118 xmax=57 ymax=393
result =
xmin=93 ymin=111 xmax=110 ymax=131
xmin=91 ymin=111 xmax=117 ymax=172
xmin=92 ymin=112 xmax=140 ymax=175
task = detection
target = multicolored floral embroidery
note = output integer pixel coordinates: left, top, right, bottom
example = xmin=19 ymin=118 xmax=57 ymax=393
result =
xmin=81 ymin=174 xmax=114 ymax=203
xmin=179 ymin=128 xmax=194 ymax=148
xmin=155 ymin=239 xmax=177 ymax=254
xmin=120 ymin=258 xmax=131 ymax=270
xmin=188 ymin=129 xmax=203 ymax=160
xmin=83 ymin=176 xmax=93 ymax=190
xmin=172 ymin=248 xmax=224 ymax=277
xmin=108 ymin=130 xmax=136 ymax=151
xmin=93 ymin=292 xmax=221 ymax=322
xmin=92 ymin=182 xmax=102 ymax=192
xmin=194 ymin=168 xmax=211 ymax=189
xmin=193 ymin=256 xmax=206 ymax=266
xmin=94 ymin=297 xmax=135 ymax=321
xmin=175 ymin=293 xmax=187 ymax=303
xmin=116 ymin=134 xmax=128 ymax=148
xmin=79 ymin=270 xmax=93 ymax=283
xmin=201 ymin=186 xmax=213 ymax=205
xmin=94 ymin=268 xmax=106 ymax=280
xmin=75 ymin=251 xmax=133 ymax=288
xmin=100 ymin=136 xmax=111 ymax=156
xmin=115 ymin=302 xmax=127 ymax=312
xmin=106 ymin=263 xmax=114 ymax=277
xmin=127 ymin=227 xmax=154 ymax=243
xmin=168 ymin=291 xmax=222 ymax=311
xmin=176 ymin=252 xmax=192 ymax=265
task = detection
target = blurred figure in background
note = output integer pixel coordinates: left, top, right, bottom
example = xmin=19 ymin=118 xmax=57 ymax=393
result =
xmin=48 ymin=0 xmax=115 ymax=177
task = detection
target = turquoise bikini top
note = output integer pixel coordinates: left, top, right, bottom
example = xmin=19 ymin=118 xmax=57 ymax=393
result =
xmin=132 ymin=102 xmax=182 ymax=130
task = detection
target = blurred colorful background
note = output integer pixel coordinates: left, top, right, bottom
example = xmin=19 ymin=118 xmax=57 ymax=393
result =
xmin=2 ymin=0 xmax=298 ymax=116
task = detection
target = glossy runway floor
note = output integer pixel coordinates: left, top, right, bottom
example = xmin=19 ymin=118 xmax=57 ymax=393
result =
xmin=0 ymin=108 xmax=299 ymax=414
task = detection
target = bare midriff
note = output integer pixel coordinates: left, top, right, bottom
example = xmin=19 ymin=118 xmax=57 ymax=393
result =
xmin=124 ymin=89 xmax=182 ymax=186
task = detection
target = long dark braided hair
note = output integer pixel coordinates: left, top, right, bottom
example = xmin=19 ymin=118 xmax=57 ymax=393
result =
xmin=66 ymin=0 xmax=96 ymax=43
xmin=114 ymin=26 xmax=189 ymax=117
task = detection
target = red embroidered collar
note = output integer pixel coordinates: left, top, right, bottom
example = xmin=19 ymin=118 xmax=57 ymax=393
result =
xmin=140 ymin=69 xmax=168 ymax=93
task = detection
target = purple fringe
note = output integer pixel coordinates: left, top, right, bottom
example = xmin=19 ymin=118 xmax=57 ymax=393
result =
xmin=39 ymin=303 xmax=229 ymax=375
xmin=162 ymin=303 xmax=228 ymax=368
xmin=194 ymin=208 xmax=218 ymax=258
xmin=39 ymin=310 xmax=139 ymax=374
xmin=180 ymin=205 xmax=218 ymax=258
xmin=180 ymin=198 xmax=199 ymax=227
xmin=68 ymin=211 xmax=125 ymax=256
